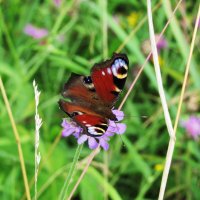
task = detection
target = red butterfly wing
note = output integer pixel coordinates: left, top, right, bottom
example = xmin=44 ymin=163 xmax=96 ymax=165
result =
xmin=58 ymin=100 xmax=108 ymax=136
xmin=61 ymin=73 xmax=97 ymax=103
xmin=91 ymin=53 xmax=129 ymax=106
xmin=60 ymin=73 xmax=117 ymax=121
xmin=74 ymin=114 xmax=108 ymax=137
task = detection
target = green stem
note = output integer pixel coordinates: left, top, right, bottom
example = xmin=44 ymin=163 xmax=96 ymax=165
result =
xmin=59 ymin=144 xmax=83 ymax=200
xmin=0 ymin=77 xmax=31 ymax=200
xmin=100 ymin=0 xmax=108 ymax=59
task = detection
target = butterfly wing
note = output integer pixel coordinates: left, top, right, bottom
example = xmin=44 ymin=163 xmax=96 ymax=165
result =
xmin=61 ymin=73 xmax=98 ymax=104
xmin=60 ymin=73 xmax=117 ymax=120
xmin=58 ymin=100 xmax=108 ymax=137
xmin=74 ymin=114 xmax=108 ymax=137
xmin=91 ymin=53 xmax=129 ymax=107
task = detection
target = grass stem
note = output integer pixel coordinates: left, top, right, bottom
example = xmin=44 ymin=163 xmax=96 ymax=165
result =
xmin=59 ymin=144 xmax=83 ymax=200
xmin=158 ymin=4 xmax=200 ymax=200
xmin=33 ymin=80 xmax=42 ymax=200
xmin=67 ymin=146 xmax=100 ymax=200
xmin=0 ymin=77 xmax=31 ymax=200
xmin=147 ymin=0 xmax=175 ymax=139
xmin=118 ymin=0 xmax=182 ymax=111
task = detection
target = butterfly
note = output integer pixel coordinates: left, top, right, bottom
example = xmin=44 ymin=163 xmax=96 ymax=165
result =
xmin=58 ymin=53 xmax=129 ymax=137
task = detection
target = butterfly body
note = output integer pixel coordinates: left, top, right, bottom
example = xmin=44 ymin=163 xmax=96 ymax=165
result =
xmin=59 ymin=53 xmax=129 ymax=137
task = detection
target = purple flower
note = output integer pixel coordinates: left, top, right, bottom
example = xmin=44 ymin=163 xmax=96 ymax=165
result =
xmin=181 ymin=116 xmax=200 ymax=140
xmin=142 ymin=34 xmax=168 ymax=55
xmin=61 ymin=119 xmax=82 ymax=139
xmin=77 ymin=134 xmax=110 ymax=151
xmin=53 ymin=0 xmax=61 ymax=7
xmin=24 ymin=24 xmax=48 ymax=39
xmin=155 ymin=34 xmax=168 ymax=51
xmin=61 ymin=110 xmax=126 ymax=151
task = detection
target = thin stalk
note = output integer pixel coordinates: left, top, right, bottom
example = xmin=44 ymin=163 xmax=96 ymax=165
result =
xmin=147 ymin=0 xmax=175 ymax=138
xmin=33 ymin=80 xmax=42 ymax=200
xmin=21 ymin=131 xmax=62 ymax=200
xmin=59 ymin=144 xmax=83 ymax=200
xmin=158 ymin=5 xmax=200 ymax=200
xmin=0 ymin=77 xmax=31 ymax=200
xmin=67 ymin=146 xmax=100 ymax=200
xmin=37 ymin=164 xmax=70 ymax=198
xmin=118 ymin=0 xmax=182 ymax=111
xmin=101 ymin=0 xmax=109 ymax=199
xmin=101 ymin=0 xmax=108 ymax=59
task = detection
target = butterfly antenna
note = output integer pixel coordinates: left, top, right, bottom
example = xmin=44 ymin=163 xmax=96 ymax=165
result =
xmin=115 ymin=114 xmax=148 ymax=119
xmin=127 ymin=115 xmax=148 ymax=119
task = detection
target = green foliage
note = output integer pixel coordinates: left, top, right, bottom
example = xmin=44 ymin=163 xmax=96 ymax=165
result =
xmin=0 ymin=0 xmax=200 ymax=199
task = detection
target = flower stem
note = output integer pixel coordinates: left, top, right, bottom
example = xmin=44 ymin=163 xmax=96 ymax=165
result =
xmin=158 ymin=4 xmax=200 ymax=200
xmin=67 ymin=146 xmax=100 ymax=200
xmin=59 ymin=144 xmax=83 ymax=200
xmin=147 ymin=0 xmax=175 ymax=139
xmin=0 ymin=77 xmax=31 ymax=200
xmin=118 ymin=0 xmax=182 ymax=111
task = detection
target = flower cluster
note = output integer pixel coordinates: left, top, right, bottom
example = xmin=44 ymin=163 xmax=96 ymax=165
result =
xmin=127 ymin=12 xmax=140 ymax=27
xmin=61 ymin=110 xmax=126 ymax=151
xmin=54 ymin=0 xmax=61 ymax=7
xmin=181 ymin=115 xmax=200 ymax=140
xmin=24 ymin=24 xmax=48 ymax=39
xmin=142 ymin=34 xmax=168 ymax=55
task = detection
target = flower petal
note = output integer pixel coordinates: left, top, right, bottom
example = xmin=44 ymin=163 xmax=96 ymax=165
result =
xmin=78 ymin=135 xmax=88 ymax=144
xmin=115 ymin=123 xmax=127 ymax=134
xmin=112 ymin=110 xmax=124 ymax=121
xmin=74 ymin=127 xmax=82 ymax=137
xmin=88 ymin=137 xmax=98 ymax=149
xmin=156 ymin=35 xmax=168 ymax=50
xmin=24 ymin=24 xmax=48 ymax=39
xmin=104 ymin=131 xmax=114 ymax=137
xmin=54 ymin=0 xmax=61 ymax=7
xmin=181 ymin=116 xmax=200 ymax=139
xmin=73 ymin=131 xmax=81 ymax=139
xmin=62 ymin=128 xmax=75 ymax=137
xmin=61 ymin=119 xmax=70 ymax=129
xmin=107 ymin=121 xmax=117 ymax=132
xmin=99 ymin=139 xmax=109 ymax=151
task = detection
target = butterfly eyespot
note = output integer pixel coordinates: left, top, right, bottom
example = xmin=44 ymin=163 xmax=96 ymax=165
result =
xmin=118 ymin=67 xmax=127 ymax=75
xmin=83 ymin=76 xmax=95 ymax=91
xmin=111 ymin=58 xmax=128 ymax=79
xmin=83 ymin=76 xmax=92 ymax=84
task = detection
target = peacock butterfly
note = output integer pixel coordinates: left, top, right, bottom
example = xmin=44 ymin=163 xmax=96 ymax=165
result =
xmin=58 ymin=53 xmax=129 ymax=137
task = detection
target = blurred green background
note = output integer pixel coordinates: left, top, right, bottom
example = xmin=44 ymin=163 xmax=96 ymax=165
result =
xmin=0 ymin=0 xmax=200 ymax=199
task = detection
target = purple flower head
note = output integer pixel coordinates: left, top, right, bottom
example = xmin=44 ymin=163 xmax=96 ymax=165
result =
xmin=24 ymin=24 xmax=48 ymax=39
xmin=61 ymin=109 xmax=126 ymax=151
xmin=155 ymin=34 xmax=168 ymax=51
xmin=142 ymin=34 xmax=168 ymax=55
xmin=61 ymin=119 xmax=82 ymax=139
xmin=53 ymin=0 xmax=61 ymax=7
xmin=181 ymin=116 xmax=200 ymax=140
